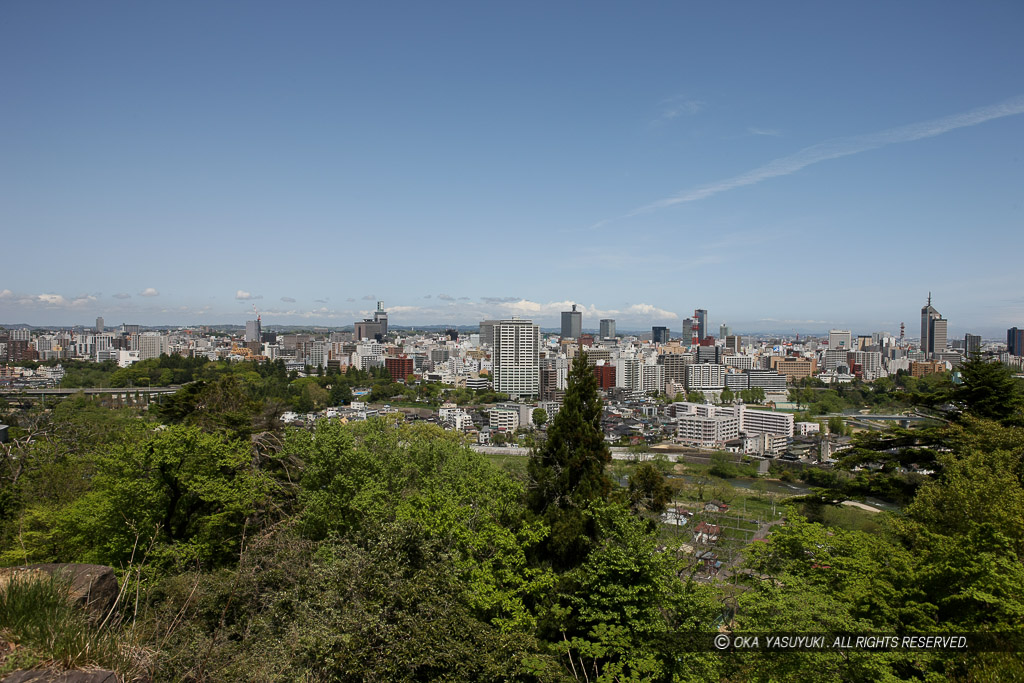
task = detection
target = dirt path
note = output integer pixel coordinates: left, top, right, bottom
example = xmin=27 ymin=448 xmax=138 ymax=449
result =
xmin=841 ymin=500 xmax=882 ymax=513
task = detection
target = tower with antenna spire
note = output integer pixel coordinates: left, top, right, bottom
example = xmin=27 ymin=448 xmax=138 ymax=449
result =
xmin=920 ymin=293 xmax=947 ymax=358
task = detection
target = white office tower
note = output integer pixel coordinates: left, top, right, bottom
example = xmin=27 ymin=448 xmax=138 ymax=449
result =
xmin=492 ymin=318 xmax=540 ymax=399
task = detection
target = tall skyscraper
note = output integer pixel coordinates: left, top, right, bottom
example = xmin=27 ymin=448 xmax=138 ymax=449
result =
xmin=920 ymin=294 xmax=947 ymax=358
xmin=652 ymin=326 xmax=670 ymax=344
xmin=373 ymin=301 xmax=388 ymax=337
xmin=561 ymin=304 xmax=582 ymax=339
xmin=95 ymin=317 xmax=104 ymax=333
xmin=1008 ymin=327 xmax=1024 ymax=356
xmin=245 ymin=317 xmax=262 ymax=343
xmin=965 ymin=334 xmax=981 ymax=355
xmin=479 ymin=320 xmax=499 ymax=347
xmin=719 ymin=323 xmax=730 ymax=339
xmin=492 ymin=318 xmax=540 ymax=399
xmin=599 ymin=319 xmax=616 ymax=339
xmin=694 ymin=309 xmax=708 ymax=341
xmin=682 ymin=318 xmax=696 ymax=346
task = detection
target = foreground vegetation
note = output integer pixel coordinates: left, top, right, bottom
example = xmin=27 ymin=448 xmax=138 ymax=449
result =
xmin=0 ymin=355 xmax=1022 ymax=680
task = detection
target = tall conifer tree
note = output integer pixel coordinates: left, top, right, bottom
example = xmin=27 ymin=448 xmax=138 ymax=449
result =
xmin=527 ymin=352 xmax=612 ymax=568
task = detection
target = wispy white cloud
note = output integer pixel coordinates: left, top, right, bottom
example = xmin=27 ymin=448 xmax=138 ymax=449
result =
xmin=235 ymin=290 xmax=262 ymax=300
xmin=280 ymin=296 xmax=296 ymax=303
xmin=653 ymin=96 xmax=705 ymax=125
xmin=622 ymin=303 xmax=679 ymax=319
xmin=748 ymin=127 xmax=781 ymax=137
xmin=139 ymin=287 xmax=160 ymax=297
xmin=112 ymin=292 xmax=132 ymax=299
xmin=0 ymin=292 xmax=101 ymax=309
xmin=616 ymin=95 xmax=1024 ymax=220
xmin=476 ymin=299 xmax=679 ymax=323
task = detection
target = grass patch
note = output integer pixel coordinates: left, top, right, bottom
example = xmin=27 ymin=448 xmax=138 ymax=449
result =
xmin=804 ymin=503 xmax=884 ymax=534
xmin=0 ymin=571 xmax=148 ymax=678
xmin=482 ymin=452 xmax=530 ymax=480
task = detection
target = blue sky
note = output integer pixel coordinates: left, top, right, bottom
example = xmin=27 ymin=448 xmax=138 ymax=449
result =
xmin=2 ymin=2 xmax=1022 ymax=337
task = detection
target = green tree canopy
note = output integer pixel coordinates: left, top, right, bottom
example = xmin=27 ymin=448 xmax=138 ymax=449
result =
xmin=953 ymin=354 xmax=1023 ymax=424
xmin=627 ymin=462 xmax=673 ymax=513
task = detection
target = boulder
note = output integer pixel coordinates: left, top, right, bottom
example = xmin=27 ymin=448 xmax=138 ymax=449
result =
xmin=0 ymin=564 xmax=119 ymax=618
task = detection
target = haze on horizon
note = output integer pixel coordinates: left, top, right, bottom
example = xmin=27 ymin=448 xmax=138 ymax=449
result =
xmin=2 ymin=2 xmax=1022 ymax=338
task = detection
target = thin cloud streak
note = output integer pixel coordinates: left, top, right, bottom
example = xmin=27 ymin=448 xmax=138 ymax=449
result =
xmin=624 ymin=95 xmax=1024 ymax=217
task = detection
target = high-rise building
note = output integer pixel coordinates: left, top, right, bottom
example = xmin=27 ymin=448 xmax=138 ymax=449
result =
xmin=920 ymin=294 xmax=947 ymax=358
xmin=964 ymin=334 xmax=981 ymax=356
xmin=373 ymin=301 xmax=388 ymax=337
xmin=652 ymin=326 xmax=670 ymax=344
xmin=828 ymin=330 xmax=853 ymax=351
xmin=682 ymin=318 xmax=696 ymax=345
xmin=931 ymin=318 xmax=947 ymax=358
xmin=355 ymin=302 xmax=389 ymax=341
xmin=697 ymin=344 xmax=721 ymax=364
xmin=245 ymin=318 xmax=262 ymax=343
xmin=694 ymin=309 xmax=708 ymax=342
xmin=561 ymin=305 xmax=582 ymax=339
xmin=95 ymin=317 xmax=104 ymax=333
xmin=719 ymin=323 xmax=730 ymax=339
xmin=492 ymin=318 xmax=540 ymax=399
xmin=599 ymin=319 xmax=616 ymax=339
xmin=1009 ymin=327 xmax=1024 ymax=357
xmin=385 ymin=355 xmax=414 ymax=382
xmin=138 ymin=333 xmax=167 ymax=361
xmin=479 ymin=320 xmax=499 ymax=347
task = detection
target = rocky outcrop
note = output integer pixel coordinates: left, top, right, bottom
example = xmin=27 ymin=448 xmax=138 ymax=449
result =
xmin=0 ymin=564 xmax=119 ymax=618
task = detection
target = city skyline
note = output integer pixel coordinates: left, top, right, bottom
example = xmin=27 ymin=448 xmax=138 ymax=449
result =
xmin=2 ymin=3 xmax=1023 ymax=335
xmin=0 ymin=295 xmax=1015 ymax=341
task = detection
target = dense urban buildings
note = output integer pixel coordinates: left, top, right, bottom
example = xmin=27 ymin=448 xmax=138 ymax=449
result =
xmin=4 ymin=289 xmax=1017 ymax=455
